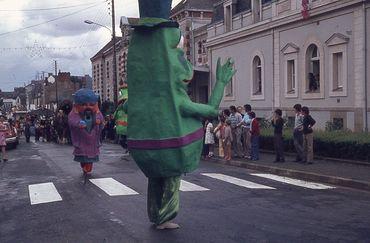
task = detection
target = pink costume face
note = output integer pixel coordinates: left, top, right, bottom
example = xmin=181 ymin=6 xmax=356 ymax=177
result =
xmin=75 ymin=103 xmax=99 ymax=114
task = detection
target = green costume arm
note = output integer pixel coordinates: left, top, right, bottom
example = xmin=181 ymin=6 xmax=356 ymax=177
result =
xmin=208 ymin=58 xmax=236 ymax=108
xmin=180 ymin=100 xmax=218 ymax=118
xmin=122 ymin=101 xmax=128 ymax=113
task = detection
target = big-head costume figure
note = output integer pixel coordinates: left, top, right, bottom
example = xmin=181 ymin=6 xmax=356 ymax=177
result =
xmin=68 ymin=89 xmax=104 ymax=175
xmin=125 ymin=0 xmax=235 ymax=229
xmin=114 ymin=84 xmax=129 ymax=155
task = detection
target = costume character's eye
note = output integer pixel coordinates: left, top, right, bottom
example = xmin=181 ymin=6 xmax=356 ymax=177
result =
xmin=177 ymin=35 xmax=185 ymax=50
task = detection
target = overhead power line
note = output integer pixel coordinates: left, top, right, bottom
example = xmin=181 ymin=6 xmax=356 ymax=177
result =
xmin=0 ymin=1 xmax=107 ymax=12
xmin=0 ymin=2 xmax=104 ymax=37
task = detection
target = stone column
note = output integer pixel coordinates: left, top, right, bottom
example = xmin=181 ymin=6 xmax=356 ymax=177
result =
xmin=353 ymin=6 xmax=366 ymax=131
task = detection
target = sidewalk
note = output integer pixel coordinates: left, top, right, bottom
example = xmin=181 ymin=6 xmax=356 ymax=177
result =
xmin=205 ymin=151 xmax=370 ymax=192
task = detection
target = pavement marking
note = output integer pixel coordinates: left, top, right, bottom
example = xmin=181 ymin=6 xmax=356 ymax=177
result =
xmin=202 ymin=173 xmax=275 ymax=189
xmin=28 ymin=182 xmax=63 ymax=205
xmin=180 ymin=180 xmax=210 ymax=192
xmin=251 ymin=174 xmax=336 ymax=189
xmin=89 ymin=178 xmax=139 ymax=196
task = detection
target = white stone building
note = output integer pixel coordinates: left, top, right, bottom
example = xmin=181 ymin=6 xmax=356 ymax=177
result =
xmin=206 ymin=0 xmax=370 ymax=132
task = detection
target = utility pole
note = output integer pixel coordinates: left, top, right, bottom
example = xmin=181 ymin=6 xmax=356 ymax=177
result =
xmin=111 ymin=0 xmax=118 ymax=105
xmin=54 ymin=60 xmax=59 ymax=108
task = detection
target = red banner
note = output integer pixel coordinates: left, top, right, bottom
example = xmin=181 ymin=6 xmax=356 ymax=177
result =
xmin=301 ymin=0 xmax=310 ymax=19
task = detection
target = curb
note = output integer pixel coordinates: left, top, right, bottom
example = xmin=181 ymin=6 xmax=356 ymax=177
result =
xmin=260 ymin=149 xmax=370 ymax=167
xmin=207 ymin=157 xmax=370 ymax=192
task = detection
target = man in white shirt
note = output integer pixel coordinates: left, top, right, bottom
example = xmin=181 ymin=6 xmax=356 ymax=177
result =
xmin=293 ymin=104 xmax=304 ymax=162
xmin=229 ymin=105 xmax=243 ymax=158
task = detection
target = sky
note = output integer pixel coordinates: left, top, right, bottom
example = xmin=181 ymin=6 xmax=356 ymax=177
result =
xmin=0 ymin=0 xmax=182 ymax=91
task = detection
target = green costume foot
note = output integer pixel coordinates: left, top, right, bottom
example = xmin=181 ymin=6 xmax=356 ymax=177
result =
xmin=156 ymin=221 xmax=180 ymax=230
xmin=147 ymin=176 xmax=181 ymax=225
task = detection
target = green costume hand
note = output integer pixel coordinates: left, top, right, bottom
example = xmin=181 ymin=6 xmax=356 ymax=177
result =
xmin=208 ymin=58 xmax=236 ymax=108
xmin=216 ymin=58 xmax=236 ymax=85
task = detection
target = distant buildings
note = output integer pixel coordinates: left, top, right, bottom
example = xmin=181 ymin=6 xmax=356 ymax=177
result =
xmin=23 ymin=72 xmax=92 ymax=111
xmin=0 ymin=87 xmax=27 ymax=112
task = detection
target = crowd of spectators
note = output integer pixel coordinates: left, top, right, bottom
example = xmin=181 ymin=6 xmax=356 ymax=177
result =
xmin=203 ymin=103 xmax=316 ymax=164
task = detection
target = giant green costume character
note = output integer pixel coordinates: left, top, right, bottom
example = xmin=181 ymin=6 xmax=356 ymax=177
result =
xmin=125 ymin=0 xmax=235 ymax=229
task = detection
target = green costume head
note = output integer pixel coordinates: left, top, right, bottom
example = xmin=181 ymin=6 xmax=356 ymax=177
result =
xmin=114 ymin=86 xmax=129 ymax=135
xmin=126 ymin=0 xmax=235 ymax=178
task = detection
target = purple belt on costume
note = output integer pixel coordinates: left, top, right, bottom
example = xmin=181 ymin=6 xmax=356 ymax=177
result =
xmin=128 ymin=128 xmax=204 ymax=150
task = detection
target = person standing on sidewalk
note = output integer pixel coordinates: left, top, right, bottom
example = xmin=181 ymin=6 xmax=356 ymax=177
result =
xmin=24 ymin=119 xmax=31 ymax=143
xmin=229 ymin=106 xmax=243 ymax=158
xmin=293 ymin=104 xmax=304 ymax=162
xmin=223 ymin=119 xmax=233 ymax=161
xmin=214 ymin=115 xmax=226 ymax=158
xmin=249 ymin=112 xmax=260 ymax=161
xmin=271 ymin=109 xmax=285 ymax=163
xmin=302 ymin=106 xmax=316 ymax=164
xmin=204 ymin=118 xmax=215 ymax=158
xmin=0 ymin=116 xmax=8 ymax=162
xmin=238 ymin=104 xmax=252 ymax=159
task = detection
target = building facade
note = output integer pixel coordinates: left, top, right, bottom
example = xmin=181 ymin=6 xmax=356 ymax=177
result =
xmin=91 ymin=36 xmax=130 ymax=103
xmin=206 ymin=0 xmax=370 ymax=131
xmin=170 ymin=0 xmax=219 ymax=103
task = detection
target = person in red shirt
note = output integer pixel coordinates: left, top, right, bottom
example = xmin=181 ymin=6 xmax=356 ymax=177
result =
xmin=249 ymin=112 xmax=260 ymax=161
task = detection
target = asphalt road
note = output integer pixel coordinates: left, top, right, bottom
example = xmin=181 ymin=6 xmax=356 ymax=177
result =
xmin=1 ymin=140 xmax=370 ymax=243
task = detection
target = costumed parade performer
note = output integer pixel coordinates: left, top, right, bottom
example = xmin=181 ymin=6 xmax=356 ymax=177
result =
xmin=124 ymin=0 xmax=235 ymax=230
xmin=68 ymin=89 xmax=104 ymax=176
xmin=114 ymin=83 xmax=129 ymax=157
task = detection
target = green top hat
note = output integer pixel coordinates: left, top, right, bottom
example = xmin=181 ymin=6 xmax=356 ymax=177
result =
xmin=138 ymin=0 xmax=172 ymax=19
xmin=134 ymin=0 xmax=178 ymax=29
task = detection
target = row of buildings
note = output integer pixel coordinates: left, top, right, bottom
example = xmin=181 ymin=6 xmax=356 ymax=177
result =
xmin=23 ymin=72 xmax=92 ymax=111
xmin=90 ymin=0 xmax=370 ymax=132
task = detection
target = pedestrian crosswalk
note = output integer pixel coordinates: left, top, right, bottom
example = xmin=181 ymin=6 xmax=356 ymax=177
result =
xmin=27 ymin=173 xmax=336 ymax=206
xmin=202 ymin=173 xmax=275 ymax=189
xmin=28 ymin=182 xmax=63 ymax=205
xmin=180 ymin=180 xmax=210 ymax=192
xmin=251 ymin=174 xmax=336 ymax=190
xmin=89 ymin=178 xmax=139 ymax=196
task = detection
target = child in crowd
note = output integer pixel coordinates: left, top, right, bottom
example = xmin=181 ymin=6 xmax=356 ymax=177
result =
xmin=0 ymin=116 xmax=8 ymax=162
xmin=271 ymin=109 xmax=285 ymax=163
xmin=204 ymin=119 xmax=215 ymax=158
xmin=302 ymin=106 xmax=316 ymax=164
xmin=214 ymin=115 xmax=226 ymax=158
xmin=223 ymin=119 xmax=233 ymax=161
xmin=249 ymin=112 xmax=260 ymax=161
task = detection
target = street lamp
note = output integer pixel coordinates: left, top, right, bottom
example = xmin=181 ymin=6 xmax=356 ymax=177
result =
xmin=85 ymin=17 xmax=118 ymax=105
xmin=84 ymin=20 xmax=112 ymax=33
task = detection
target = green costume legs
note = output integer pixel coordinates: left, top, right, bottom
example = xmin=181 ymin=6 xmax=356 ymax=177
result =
xmin=147 ymin=176 xmax=181 ymax=226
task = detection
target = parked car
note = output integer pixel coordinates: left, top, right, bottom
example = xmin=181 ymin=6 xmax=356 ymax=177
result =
xmin=4 ymin=122 xmax=19 ymax=149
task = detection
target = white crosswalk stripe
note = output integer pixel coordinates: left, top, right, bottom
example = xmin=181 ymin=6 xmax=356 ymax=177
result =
xmin=180 ymin=180 xmax=210 ymax=192
xmin=251 ymin=174 xmax=336 ymax=189
xmin=202 ymin=173 xmax=275 ymax=189
xmin=28 ymin=182 xmax=62 ymax=205
xmin=89 ymin=178 xmax=139 ymax=196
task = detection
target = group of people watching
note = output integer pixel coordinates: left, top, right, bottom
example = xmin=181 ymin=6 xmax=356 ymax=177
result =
xmin=203 ymin=103 xmax=316 ymax=164
xmin=21 ymin=111 xmax=121 ymax=146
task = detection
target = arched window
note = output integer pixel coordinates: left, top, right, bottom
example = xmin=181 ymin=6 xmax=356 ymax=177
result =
xmin=306 ymin=44 xmax=320 ymax=92
xmin=252 ymin=56 xmax=262 ymax=95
